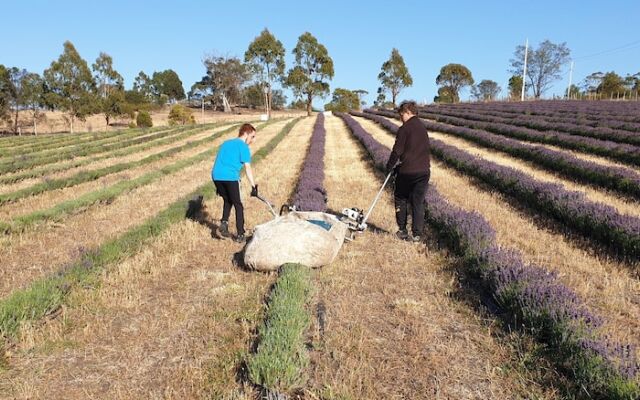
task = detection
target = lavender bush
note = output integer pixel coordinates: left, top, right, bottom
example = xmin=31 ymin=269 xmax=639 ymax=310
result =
xmin=291 ymin=113 xmax=327 ymax=212
xmin=425 ymin=103 xmax=640 ymax=138
xmin=362 ymin=110 xmax=640 ymax=262
xmin=335 ymin=111 xmax=640 ymax=399
xmin=434 ymin=100 xmax=640 ymax=125
xmin=416 ymin=110 xmax=640 ymax=167
xmin=351 ymin=111 xmax=640 ymax=198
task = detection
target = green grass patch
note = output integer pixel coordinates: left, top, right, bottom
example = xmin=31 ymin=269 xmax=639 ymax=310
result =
xmin=0 ymin=124 xmax=242 ymax=205
xmin=247 ymin=263 xmax=314 ymax=394
xmin=0 ymin=123 xmax=229 ymax=186
xmin=0 ymin=124 xmax=199 ymax=175
xmin=0 ymin=125 xmax=171 ymax=158
xmin=0 ymin=117 xmax=303 ymax=342
xmin=0 ymin=120 xmax=288 ymax=233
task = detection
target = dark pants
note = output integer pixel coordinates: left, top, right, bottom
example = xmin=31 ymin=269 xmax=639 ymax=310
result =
xmin=394 ymin=172 xmax=429 ymax=235
xmin=214 ymin=180 xmax=245 ymax=235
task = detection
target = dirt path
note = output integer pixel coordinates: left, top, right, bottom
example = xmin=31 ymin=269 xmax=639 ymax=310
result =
xmin=0 ymin=117 xmax=316 ymax=399
xmin=0 ymin=119 xmax=291 ymax=299
xmin=358 ymin=116 xmax=640 ymax=352
xmin=306 ymin=115 xmax=553 ymax=399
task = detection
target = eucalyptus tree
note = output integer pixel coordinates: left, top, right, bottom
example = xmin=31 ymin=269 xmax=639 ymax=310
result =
xmin=378 ymin=48 xmax=413 ymax=107
xmin=284 ymin=32 xmax=334 ymax=116
xmin=43 ymin=41 xmax=97 ymax=133
xmin=245 ymin=28 xmax=285 ymax=117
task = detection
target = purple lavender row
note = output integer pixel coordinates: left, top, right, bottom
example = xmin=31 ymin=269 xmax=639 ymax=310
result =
xmin=415 ymin=110 xmax=640 ymax=167
xmin=457 ymin=100 xmax=640 ymax=123
xmin=420 ymin=105 xmax=640 ymax=145
xmin=335 ymin=111 xmax=639 ymax=399
xmin=446 ymin=104 xmax=640 ymax=133
xmin=361 ymin=109 xmax=640 ymax=262
xmin=291 ymin=113 xmax=327 ymax=212
xmin=431 ymin=102 xmax=640 ymax=132
xmin=353 ymin=110 xmax=640 ymax=199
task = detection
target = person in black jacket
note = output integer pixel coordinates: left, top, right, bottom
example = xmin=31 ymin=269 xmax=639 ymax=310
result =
xmin=386 ymin=101 xmax=430 ymax=242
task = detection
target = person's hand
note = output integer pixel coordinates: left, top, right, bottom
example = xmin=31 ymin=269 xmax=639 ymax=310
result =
xmin=251 ymin=185 xmax=259 ymax=197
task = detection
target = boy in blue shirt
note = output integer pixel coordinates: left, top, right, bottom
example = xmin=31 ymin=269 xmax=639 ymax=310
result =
xmin=212 ymin=123 xmax=258 ymax=242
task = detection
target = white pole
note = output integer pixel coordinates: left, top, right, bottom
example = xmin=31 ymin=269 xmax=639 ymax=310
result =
xmin=567 ymin=61 xmax=574 ymax=99
xmin=521 ymin=38 xmax=528 ymax=101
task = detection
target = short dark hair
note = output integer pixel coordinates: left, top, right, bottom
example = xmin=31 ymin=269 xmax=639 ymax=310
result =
xmin=238 ymin=123 xmax=256 ymax=137
xmin=397 ymin=101 xmax=418 ymax=116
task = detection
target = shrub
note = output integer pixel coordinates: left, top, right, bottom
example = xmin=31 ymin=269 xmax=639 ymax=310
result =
xmin=136 ymin=111 xmax=153 ymax=128
xmin=168 ymin=104 xmax=195 ymax=126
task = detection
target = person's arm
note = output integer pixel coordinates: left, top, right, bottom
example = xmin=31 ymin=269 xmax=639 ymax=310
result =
xmin=386 ymin=126 xmax=407 ymax=171
xmin=244 ymin=163 xmax=256 ymax=188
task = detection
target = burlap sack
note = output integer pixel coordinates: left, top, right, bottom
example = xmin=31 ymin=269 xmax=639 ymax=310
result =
xmin=244 ymin=211 xmax=348 ymax=271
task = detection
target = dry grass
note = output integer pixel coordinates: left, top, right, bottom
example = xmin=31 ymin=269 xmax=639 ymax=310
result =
xmin=0 ymin=119 xmax=292 ymax=299
xmin=306 ymin=115 xmax=554 ymax=399
xmin=536 ymin=141 xmax=640 ymax=175
xmin=358 ymin=117 xmax=640 ymax=353
xmin=0 ymin=125 xmax=240 ymax=219
xmin=428 ymin=131 xmax=640 ymax=217
xmin=0 ymin=117 xmax=315 ymax=399
xmin=0 ymin=124 xmax=235 ymax=196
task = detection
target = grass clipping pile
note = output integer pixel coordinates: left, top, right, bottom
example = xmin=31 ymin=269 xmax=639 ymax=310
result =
xmin=244 ymin=211 xmax=348 ymax=271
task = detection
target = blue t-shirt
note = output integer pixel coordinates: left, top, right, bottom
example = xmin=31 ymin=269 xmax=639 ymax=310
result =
xmin=212 ymin=138 xmax=251 ymax=181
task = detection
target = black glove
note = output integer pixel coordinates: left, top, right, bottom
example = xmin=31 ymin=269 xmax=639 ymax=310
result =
xmin=251 ymin=185 xmax=259 ymax=197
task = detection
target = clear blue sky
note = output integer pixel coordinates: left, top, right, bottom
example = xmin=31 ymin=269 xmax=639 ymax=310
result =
xmin=1 ymin=0 xmax=638 ymax=106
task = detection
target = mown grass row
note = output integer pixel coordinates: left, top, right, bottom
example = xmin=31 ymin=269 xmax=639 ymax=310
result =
xmin=0 ymin=124 xmax=200 ymax=174
xmin=246 ymin=114 xmax=325 ymax=396
xmin=0 ymin=123 xmax=236 ymax=186
xmin=0 ymin=125 xmax=171 ymax=158
xmin=360 ymin=111 xmax=640 ymax=263
xmin=0 ymin=117 xmax=303 ymax=343
xmin=0 ymin=124 xmax=243 ymax=205
xmin=336 ymin=112 xmax=640 ymax=400
xmin=0 ymin=120 xmax=284 ymax=234
xmin=247 ymin=263 xmax=314 ymax=394
xmin=360 ymin=110 xmax=640 ymax=199
xmin=0 ymin=124 xmax=150 ymax=150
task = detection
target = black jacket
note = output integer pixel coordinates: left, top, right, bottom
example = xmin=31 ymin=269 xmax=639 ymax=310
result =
xmin=386 ymin=116 xmax=430 ymax=175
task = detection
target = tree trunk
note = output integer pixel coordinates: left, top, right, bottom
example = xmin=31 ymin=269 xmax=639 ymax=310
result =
xmin=13 ymin=106 xmax=19 ymax=135
xmin=267 ymin=89 xmax=272 ymax=119
xmin=222 ymin=93 xmax=231 ymax=113
xmin=306 ymin=93 xmax=313 ymax=117
xmin=70 ymin=115 xmax=74 ymax=134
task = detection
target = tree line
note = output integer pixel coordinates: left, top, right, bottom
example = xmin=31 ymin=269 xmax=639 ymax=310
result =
xmin=0 ymin=41 xmax=188 ymax=134
xmin=0 ymin=30 xmax=337 ymax=134
xmin=3 ymin=35 xmax=638 ymax=135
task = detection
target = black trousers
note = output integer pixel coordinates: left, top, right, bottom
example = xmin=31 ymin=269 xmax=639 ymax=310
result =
xmin=394 ymin=172 xmax=429 ymax=235
xmin=214 ymin=180 xmax=245 ymax=235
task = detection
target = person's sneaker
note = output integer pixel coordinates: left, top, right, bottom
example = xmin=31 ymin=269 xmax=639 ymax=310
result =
xmin=396 ymin=229 xmax=409 ymax=240
xmin=234 ymin=234 xmax=246 ymax=243
xmin=219 ymin=221 xmax=230 ymax=237
xmin=410 ymin=234 xmax=422 ymax=243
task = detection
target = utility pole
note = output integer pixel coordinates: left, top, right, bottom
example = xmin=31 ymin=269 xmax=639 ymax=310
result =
xmin=521 ymin=38 xmax=528 ymax=101
xmin=566 ymin=61 xmax=574 ymax=99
